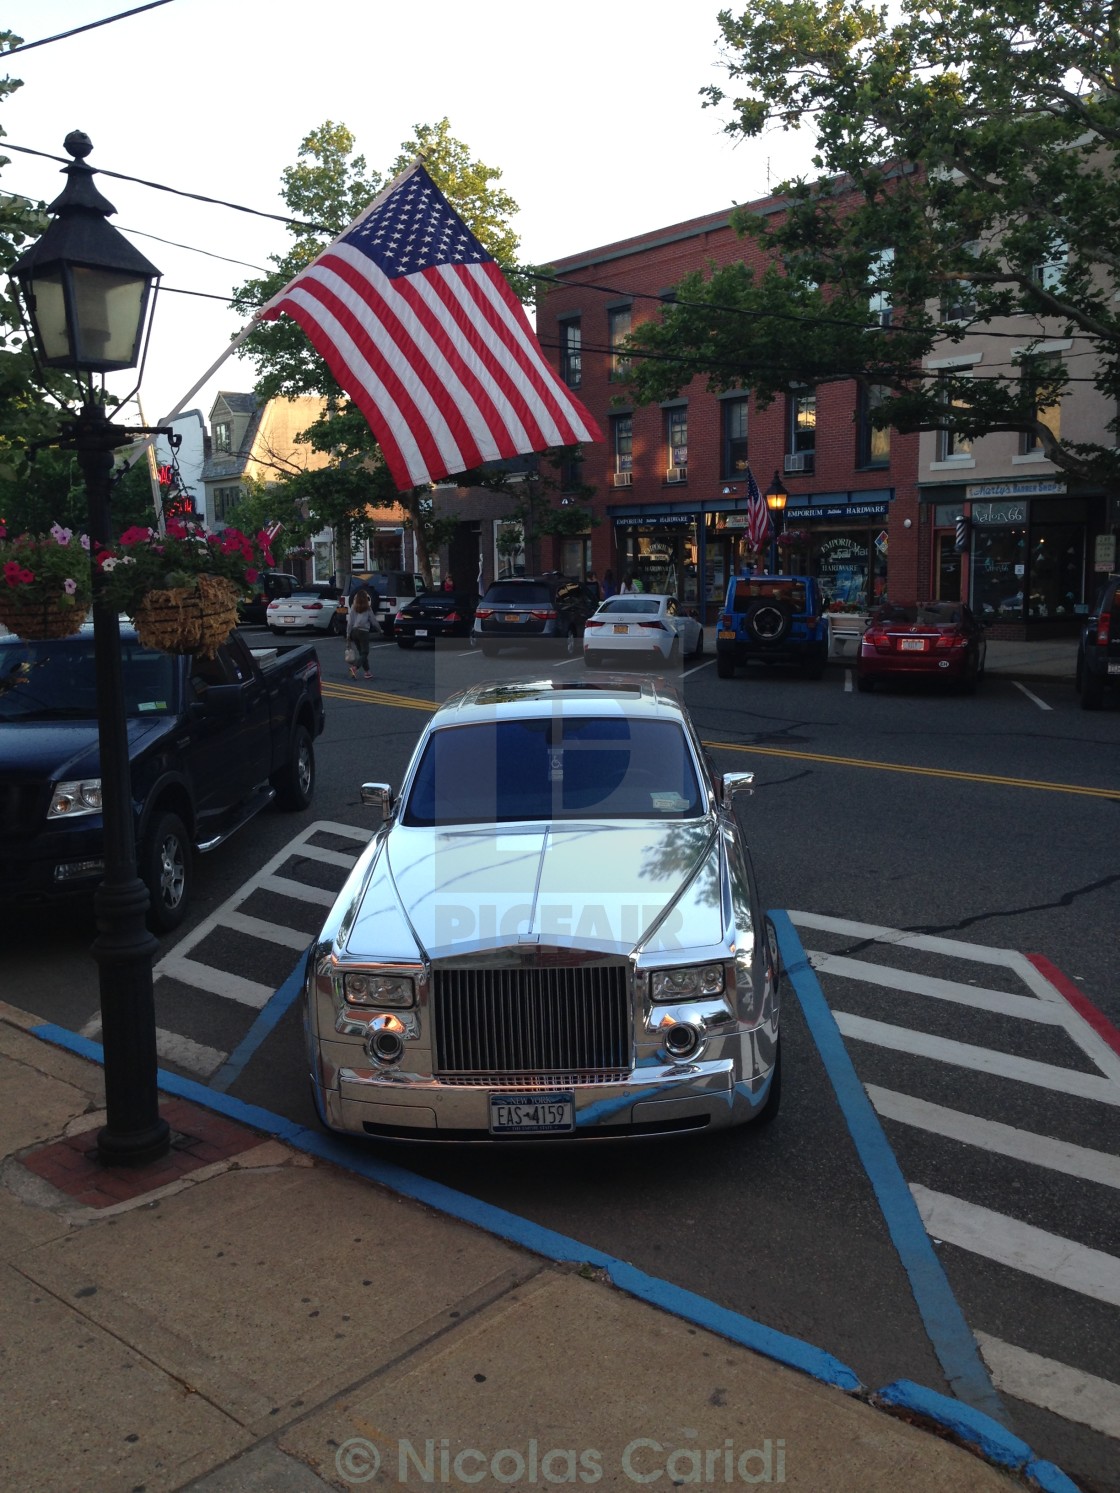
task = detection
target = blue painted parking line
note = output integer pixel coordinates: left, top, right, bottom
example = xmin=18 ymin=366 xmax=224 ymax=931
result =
xmin=31 ymin=1016 xmax=1075 ymax=1486
xmin=768 ymin=908 xmax=1005 ymax=1421
xmin=208 ymin=954 xmax=307 ymax=1093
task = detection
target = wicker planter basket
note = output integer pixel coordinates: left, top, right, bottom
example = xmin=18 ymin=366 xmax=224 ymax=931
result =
xmin=0 ymin=594 xmax=86 ymax=641
xmin=132 ymin=576 xmax=241 ymax=658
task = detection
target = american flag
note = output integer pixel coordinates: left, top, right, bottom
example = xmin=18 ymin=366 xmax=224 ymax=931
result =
xmin=258 ymin=164 xmax=602 ymax=491
xmin=745 ymin=468 xmax=771 ymax=556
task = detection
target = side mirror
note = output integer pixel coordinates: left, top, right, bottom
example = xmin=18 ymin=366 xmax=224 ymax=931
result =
xmin=720 ymin=771 xmax=754 ymax=803
xmin=360 ymin=782 xmax=394 ymax=822
xmin=188 ymin=682 xmax=245 ymax=719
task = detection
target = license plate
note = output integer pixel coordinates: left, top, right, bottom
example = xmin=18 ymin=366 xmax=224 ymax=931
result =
xmin=278 ymin=617 xmax=295 ymax=625
xmin=504 ymin=613 xmax=524 ymax=624
xmin=1108 ymin=661 xmax=1120 ymax=675
xmin=489 ymin=1093 xmax=574 ymax=1134
xmin=900 ymin=638 xmax=927 ymax=651
xmin=613 ymin=624 xmax=629 ymax=634
xmin=416 ymin=628 xmax=428 ymax=637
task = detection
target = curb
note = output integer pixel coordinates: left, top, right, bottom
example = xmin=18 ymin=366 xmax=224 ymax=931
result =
xmin=24 ymin=1017 xmax=1080 ymax=1493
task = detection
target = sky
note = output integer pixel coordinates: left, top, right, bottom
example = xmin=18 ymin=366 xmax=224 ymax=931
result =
xmin=1 ymin=0 xmax=816 ymax=429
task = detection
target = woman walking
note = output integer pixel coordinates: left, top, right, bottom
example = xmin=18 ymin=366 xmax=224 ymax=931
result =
xmin=346 ymin=588 xmax=376 ymax=679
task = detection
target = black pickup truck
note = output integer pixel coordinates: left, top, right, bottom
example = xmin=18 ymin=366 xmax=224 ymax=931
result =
xmin=0 ymin=627 xmax=325 ymax=931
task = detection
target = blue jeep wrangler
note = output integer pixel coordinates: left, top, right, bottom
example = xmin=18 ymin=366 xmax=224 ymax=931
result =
xmin=716 ymin=573 xmax=828 ymax=678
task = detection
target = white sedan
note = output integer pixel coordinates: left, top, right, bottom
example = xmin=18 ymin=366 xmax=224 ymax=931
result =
xmin=583 ymin=594 xmax=704 ymax=668
xmin=266 ymin=589 xmax=342 ymax=635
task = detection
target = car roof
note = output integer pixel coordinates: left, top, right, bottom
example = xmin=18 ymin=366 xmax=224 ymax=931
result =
xmin=429 ymin=676 xmax=689 ymax=726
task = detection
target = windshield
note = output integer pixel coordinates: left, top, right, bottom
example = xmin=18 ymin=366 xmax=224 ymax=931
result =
xmin=0 ymin=638 xmax=177 ymax=721
xmin=484 ymin=583 xmax=551 ymax=605
xmin=876 ymin=604 xmax=962 ymax=627
xmin=403 ymin=716 xmax=705 ymax=826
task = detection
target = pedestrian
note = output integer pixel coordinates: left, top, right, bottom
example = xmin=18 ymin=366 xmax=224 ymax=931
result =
xmin=442 ymin=572 xmax=455 ymax=594
xmin=585 ymin=569 xmax=602 ymax=602
xmin=346 ymin=588 xmax=376 ymax=680
xmin=619 ymin=571 xmax=635 ymax=594
xmin=602 ymin=568 xmax=616 ymax=600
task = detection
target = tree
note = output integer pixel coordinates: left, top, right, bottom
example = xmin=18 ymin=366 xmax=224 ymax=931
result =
xmin=627 ymin=1 xmax=1120 ymax=488
xmin=230 ymin=119 xmax=549 ymax=587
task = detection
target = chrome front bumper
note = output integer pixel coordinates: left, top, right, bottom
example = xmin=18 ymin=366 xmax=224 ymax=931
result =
xmin=308 ymin=1024 xmax=778 ymax=1141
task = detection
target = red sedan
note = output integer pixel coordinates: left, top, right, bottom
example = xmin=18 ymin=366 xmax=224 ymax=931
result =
xmin=856 ymin=602 xmax=987 ymax=694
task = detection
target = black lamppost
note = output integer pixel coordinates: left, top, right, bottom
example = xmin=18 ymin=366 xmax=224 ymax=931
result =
xmin=764 ymin=470 xmax=788 ymax=574
xmin=12 ymin=133 xmax=170 ymax=1166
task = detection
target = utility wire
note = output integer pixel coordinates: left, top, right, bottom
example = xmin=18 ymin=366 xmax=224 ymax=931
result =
xmin=2 ymin=1 xmax=178 ymax=56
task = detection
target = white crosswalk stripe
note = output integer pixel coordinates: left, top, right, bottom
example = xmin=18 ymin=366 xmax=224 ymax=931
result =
xmin=790 ymin=909 xmax=1120 ymax=1452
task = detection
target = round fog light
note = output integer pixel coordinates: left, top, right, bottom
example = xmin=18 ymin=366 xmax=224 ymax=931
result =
xmin=370 ymin=1029 xmax=404 ymax=1064
xmin=663 ymin=1023 xmax=701 ymax=1059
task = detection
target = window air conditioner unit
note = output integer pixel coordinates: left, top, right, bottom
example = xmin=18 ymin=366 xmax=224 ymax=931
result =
xmin=784 ymin=453 xmax=813 ymax=474
xmin=611 ymin=471 xmax=632 ymax=488
xmin=665 ymin=467 xmax=686 ymax=483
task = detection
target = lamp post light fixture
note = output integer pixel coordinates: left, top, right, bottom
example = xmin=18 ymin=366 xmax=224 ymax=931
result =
xmin=764 ymin=470 xmax=789 ymax=574
xmin=12 ymin=132 xmax=170 ymax=1166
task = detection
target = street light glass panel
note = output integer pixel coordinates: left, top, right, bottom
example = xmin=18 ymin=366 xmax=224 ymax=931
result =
xmin=26 ymin=263 xmax=151 ymax=371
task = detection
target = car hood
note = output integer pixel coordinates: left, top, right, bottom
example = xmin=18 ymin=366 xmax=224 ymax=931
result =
xmin=347 ymin=819 xmax=725 ymax=962
xmin=0 ymin=718 xmax=169 ymax=780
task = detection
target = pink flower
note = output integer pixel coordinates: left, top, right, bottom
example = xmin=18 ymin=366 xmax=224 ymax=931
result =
xmin=80 ymin=534 xmax=91 ymax=550
xmin=4 ymin=560 xmax=26 ymax=586
xmin=63 ymin=578 xmax=78 ymax=594
xmin=245 ymin=568 xmax=259 ymax=584
xmin=49 ymin=523 xmax=73 ymax=546
xmin=118 ymin=525 xmax=156 ymax=547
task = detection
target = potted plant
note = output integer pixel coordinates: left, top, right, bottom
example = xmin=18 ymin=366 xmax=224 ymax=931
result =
xmin=96 ymin=519 xmax=276 ymax=656
xmin=0 ymin=523 xmax=94 ymax=639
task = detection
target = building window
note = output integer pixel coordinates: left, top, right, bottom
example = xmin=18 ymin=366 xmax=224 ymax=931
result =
xmin=213 ymin=421 xmax=233 ymax=454
xmin=608 ymin=305 xmax=632 ymax=381
xmin=856 ymin=383 xmax=890 ymax=468
xmin=936 ymin=379 xmax=974 ymax=461
xmin=786 ymin=389 xmax=816 ymax=472
xmin=868 ymin=247 xmax=893 ymax=328
xmin=1032 ymin=242 xmax=1068 ymax=295
xmin=559 ymin=451 xmax=583 ymax=491
xmin=611 ymin=414 xmax=633 ymax=484
xmin=213 ymin=485 xmax=242 ymax=522
xmin=665 ymin=406 xmax=688 ymax=482
xmin=560 ymin=318 xmax=581 ymax=388
xmin=722 ymin=398 xmax=749 ymax=477
xmin=941 ymin=242 xmax=979 ymax=322
xmin=1019 ymin=354 xmax=1062 ymax=453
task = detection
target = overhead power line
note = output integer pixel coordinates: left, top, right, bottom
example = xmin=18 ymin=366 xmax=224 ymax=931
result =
xmin=2 ymin=1 xmax=178 ymax=56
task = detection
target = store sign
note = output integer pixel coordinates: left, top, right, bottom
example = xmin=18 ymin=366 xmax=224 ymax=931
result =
xmin=966 ymin=479 xmax=1064 ymax=500
xmin=787 ymin=502 xmax=889 ymax=521
xmin=1095 ymin=533 xmax=1118 ymax=572
xmin=971 ymin=501 xmax=1028 ymax=526
xmin=613 ymin=514 xmax=696 ymax=528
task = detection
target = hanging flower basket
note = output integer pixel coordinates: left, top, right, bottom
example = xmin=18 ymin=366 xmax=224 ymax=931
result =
xmin=132 ymin=575 xmax=241 ymax=658
xmin=0 ymin=523 xmax=94 ymax=640
xmin=0 ymin=592 xmax=87 ymax=640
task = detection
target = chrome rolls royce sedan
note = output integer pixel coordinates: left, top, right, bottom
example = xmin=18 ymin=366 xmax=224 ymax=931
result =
xmin=303 ymin=677 xmax=780 ymax=1141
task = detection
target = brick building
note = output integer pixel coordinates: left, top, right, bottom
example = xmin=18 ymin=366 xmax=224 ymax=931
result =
xmin=536 ymin=195 xmax=921 ymax=622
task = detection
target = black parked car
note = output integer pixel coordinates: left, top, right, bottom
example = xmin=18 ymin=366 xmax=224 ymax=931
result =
xmin=238 ymin=571 xmax=300 ymax=625
xmin=1076 ymin=574 xmax=1120 ymax=709
xmin=471 ymin=575 xmax=598 ymax=657
xmin=395 ymin=589 xmax=476 ymax=647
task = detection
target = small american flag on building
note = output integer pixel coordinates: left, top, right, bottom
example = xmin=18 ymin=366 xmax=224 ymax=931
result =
xmin=745 ymin=468 xmax=771 ymax=556
xmin=258 ymin=164 xmax=602 ymax=491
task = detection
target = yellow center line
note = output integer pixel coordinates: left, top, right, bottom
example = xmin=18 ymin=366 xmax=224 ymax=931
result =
xmin=319 ymin=686 xmax=1115 ymax=801
xmin=704 ymin=739 xmax=1119 ymax=800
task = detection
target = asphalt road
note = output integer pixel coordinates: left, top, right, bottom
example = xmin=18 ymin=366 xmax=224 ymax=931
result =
xmin=7 ymin=625 xmax=1119 ymax=1493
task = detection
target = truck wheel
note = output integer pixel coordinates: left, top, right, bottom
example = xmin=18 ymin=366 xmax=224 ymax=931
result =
xmin=273 ymin=723 xmax=315 ymax=810
xmin=716 ymin=650 xmax=735 ymax=679
xmin=1080 ymin=664 xmax=1105 ymax=710
xmin=142 ymin=811 xmax=191 ymax=933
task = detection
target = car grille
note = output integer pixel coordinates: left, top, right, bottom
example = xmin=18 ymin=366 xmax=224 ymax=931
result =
xmin=433 ymin=965 xmax=631 ymax=1080
xmin=0 ymin=781 xmax=50 ymax=839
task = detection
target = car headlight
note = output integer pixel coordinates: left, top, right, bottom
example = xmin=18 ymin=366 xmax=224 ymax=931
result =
xmin=650 ymin=963 xmax=725 ymax=1002
xmin=343 ymin=971 xmax=416 ymax=1009
xmin=49 ymin=779 xmax=103 ymax=819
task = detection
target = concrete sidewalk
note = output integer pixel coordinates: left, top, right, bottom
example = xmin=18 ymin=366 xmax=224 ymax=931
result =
xmin=0 ymin=1001 xmax=1075 ymax=1493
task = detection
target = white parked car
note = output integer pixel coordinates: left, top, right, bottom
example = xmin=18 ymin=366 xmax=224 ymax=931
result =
xmin=267 ymin=587 xmax=342 ymax=635
xmin=583 ymin=594 xmax=704 ymax=668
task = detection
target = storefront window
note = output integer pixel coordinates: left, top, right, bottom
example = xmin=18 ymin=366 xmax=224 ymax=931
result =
xmin=617 ymin=523 xmax=699 ymax=606
xmin=815 ymin=530 xmax=870 ymax=608
xmin=1027 ymin=524 xmax=1082 ymax=618
xmin=935 ymin=532 xmax=961 ymax=602
xmin=972 ymin=526 xmax=1028 ymax=619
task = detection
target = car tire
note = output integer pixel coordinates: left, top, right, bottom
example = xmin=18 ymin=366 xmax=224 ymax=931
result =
xmin=272 ymin=722 xmax=315 ymax=810
xmin=141 ymin=810 xmax=191 ymax=934
xmin=693 ymin=629 xmax=704 ymax=657
xmin=397 ymin=637 xmax=416 ymax=649
xmin=746 ymin=600 xmax=792 ymax=644
xmin=584 ymin=652 xmax=599 ymax=669
xmin=754 ymin=1038 xmax=782 ymax=1125
xmin=1079 ymin=662 xmax=1105 ymax=710
xmin=329 ymin=613 xmax=346 ymax=637
xmin=268 ymin=625 xmax=285 ymax=636
xmin=856 ymin=672 xmax=874 ymax=693
xmin=668 ymin=637 xmax=681 ymax=666
xmin=716 ymin=650 xmax=735 ymax=679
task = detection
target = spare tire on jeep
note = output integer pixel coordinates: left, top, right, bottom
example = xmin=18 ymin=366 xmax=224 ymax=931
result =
xmin=745 ymin=600 xmax=793 ymax=644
